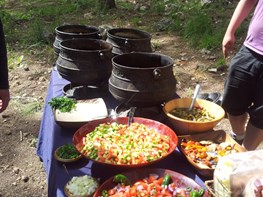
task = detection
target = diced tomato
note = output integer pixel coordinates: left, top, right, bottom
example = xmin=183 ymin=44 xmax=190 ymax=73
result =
xmin=147 ymin=175 xmax=157 ymax=183
xmin=108 ymin=188 xmax=117 ymax=195
xmin=152 ymin=180 xmax=163 ymax=192
xmin=134 ymin=181 xmax=148 ymax=190
xmin=156 ymin=177 xmax=164 ymax=185
xmin=129 ymin=185 xmax=137 ymax=196
xmin=179 ymin=189 xmax=187 ymax=197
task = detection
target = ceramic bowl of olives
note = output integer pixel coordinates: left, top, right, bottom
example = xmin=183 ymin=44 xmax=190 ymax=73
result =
xmin=163 ymin=98 xmax=225 ymax=135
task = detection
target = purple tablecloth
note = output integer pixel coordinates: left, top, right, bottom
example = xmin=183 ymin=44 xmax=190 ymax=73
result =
xmin=37 ymin=68 xmax=208 ymax=197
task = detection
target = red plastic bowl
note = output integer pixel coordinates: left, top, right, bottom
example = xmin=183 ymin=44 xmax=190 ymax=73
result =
xmin=72 ymin=117 xmax=178 ymax=168
xmin=93 ymin=168 xmax=210 ymax=197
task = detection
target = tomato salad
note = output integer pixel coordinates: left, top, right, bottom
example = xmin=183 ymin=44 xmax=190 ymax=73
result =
xmin=81 ymin=122 xmax=171 ymax=165
xmin=100 ymin=174 xmax=205 ymax=197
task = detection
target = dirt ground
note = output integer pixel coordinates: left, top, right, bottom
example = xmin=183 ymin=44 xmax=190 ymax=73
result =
xmin=0 ymin=30 xmax=236 ymax=196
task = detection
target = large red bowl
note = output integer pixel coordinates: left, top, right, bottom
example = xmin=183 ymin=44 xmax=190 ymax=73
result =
xmin=93 ymin=168 xmax=210 ymax=197
xmin=73 ymin=117 xmax=178 ymax=168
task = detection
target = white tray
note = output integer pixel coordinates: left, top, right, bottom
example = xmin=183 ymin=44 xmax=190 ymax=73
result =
xmin=54 ymin=98 xmax=108 ymax=129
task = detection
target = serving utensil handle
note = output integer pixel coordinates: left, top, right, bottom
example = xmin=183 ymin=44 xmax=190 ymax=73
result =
xmin=128 ymin=107 xmax=136 ymax=126
xmin=189 ymin=84 xmax=201 ymax=111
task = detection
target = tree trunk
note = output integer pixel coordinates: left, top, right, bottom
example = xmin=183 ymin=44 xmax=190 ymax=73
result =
xmin=99 ymin=0 xmax=116 ymax=10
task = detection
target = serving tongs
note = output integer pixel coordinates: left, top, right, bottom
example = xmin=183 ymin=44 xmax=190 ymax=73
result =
xmin=189 ymin=84 xmax=201 ymax=111
xmin=128 ymin=107 xmax=136 ymax=126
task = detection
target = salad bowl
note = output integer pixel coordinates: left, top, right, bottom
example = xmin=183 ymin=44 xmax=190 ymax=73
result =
xmin=54 ymin=143 xmax=83 ymax=163
xmin=72 ymin=117 xmax=178 ymax=168
xmin=94 ymin=168 xmax=210 ymax=197
xmin=163 ymin=98 xmax=225 ymax=135
xmin=64 ymin=175 xmax=99 ymax=197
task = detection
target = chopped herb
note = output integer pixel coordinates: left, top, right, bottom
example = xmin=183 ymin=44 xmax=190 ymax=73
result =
xmin=57 ymin=144 xmax=80 ymax=159
xmin=48 ymin=97 xmax=76 ymax=112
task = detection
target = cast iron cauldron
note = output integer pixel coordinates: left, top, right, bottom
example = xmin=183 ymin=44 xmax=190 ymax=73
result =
xmin=53 ymin=24 xmax=101 ymax=55
xmin=56 ymin=38 xmax=113 ymax=86
xmin=109 ymin=52 xmax=176 ymax=107
xmin=106 ymin=28 xmax=152 ymax=55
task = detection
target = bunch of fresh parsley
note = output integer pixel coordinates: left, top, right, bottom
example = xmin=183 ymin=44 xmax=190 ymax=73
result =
xmin=48 ymin=97 xmax=77 ymax=112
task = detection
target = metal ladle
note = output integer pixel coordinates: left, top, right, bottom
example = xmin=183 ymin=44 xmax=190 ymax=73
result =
xmin=189 ymin=84 xmax=201 ymax=111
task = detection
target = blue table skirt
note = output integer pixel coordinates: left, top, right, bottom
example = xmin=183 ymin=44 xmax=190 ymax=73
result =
xmin=36 ymin=68 xmax=208 ymax=197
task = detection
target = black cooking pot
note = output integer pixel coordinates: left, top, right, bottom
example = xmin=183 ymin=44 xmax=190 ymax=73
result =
xmin=56 ymin=38 xmax=113 ymax=86
xmin=109 ymin=52 xmax=176 ymax=107
xmin=106 ymin=28 xmax=152 ymax=55
xmin=53 ymin=24 xmax=101 ymax=55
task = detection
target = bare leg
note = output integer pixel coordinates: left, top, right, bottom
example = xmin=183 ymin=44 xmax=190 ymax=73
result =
xmin=243 ymin=122 xmax=263 ymax=150
xmin=227 ymin=113 xmax=248 ymax=136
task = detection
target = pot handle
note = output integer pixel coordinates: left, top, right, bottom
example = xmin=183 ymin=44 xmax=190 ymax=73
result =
xmin=124 ymin=39 xmax=131 ymax=53
xmin=99 ymin=51 xmax=104 ymax=59
xmin=97 ymin=33 xmax=103 ymax=39
xmin=153 ymin=69 xmax=161 ymax=79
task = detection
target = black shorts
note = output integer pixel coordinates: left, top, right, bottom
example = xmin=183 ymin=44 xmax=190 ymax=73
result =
xmin=222 ymin=46 xmax=263 ymax=129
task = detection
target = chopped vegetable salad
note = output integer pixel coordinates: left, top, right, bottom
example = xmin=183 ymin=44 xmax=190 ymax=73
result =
xmin=170 ymin=107 xmax=215 ymax=122
xmin=99 ymin=174 xmax=205 ymax=197
xmin=81 ymin=122 xmax=171 ymax=165
xmin=181 ymin=139 xmax=240 ymax=169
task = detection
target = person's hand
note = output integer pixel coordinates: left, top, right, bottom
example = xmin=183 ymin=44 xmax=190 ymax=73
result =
xmin=222 ymin=32 xmax=235 ymax=58
xmin=0 ymin=89 xmax=10 ymax=113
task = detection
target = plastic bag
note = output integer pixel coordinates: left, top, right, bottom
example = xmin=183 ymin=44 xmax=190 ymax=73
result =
xmin=214 ymin=150 xmax=263 ymax=197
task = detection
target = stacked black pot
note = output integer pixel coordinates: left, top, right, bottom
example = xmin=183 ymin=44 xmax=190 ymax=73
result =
xmin=53 ymin=25 xmax=176 ymax=107
xmin=53 ymin=24 xmax=102 ymax=55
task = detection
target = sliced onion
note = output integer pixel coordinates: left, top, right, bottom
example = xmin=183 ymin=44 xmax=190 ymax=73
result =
xmin=173 ymin=188 xmax=182 ymax=195
xmin=137 ymin=185 xmax=144 ymax=190
xmin=168 ymin=184 xmax=174 ymax=192
xmin=149 ymin=173 xmax=159 ymax=179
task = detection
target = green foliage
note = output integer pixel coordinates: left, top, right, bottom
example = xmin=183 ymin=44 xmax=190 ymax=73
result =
xmin=1 ymin=0 xmax=249 ymax=56
xmin=130 ymin=16 xmax=142 ymax=26
xmin=1 ymin=0 xmax=95 ymax=48
xmin=198 ymin=32 xmax=223 ymax=50
xmin=26 ymin=19 xmax=47 ymax=44
xmin=214 ymin=57 xmax=228 ymax=71
xmin=151 ymin=0 xmax=166 ymax=14
xmin=0 ymin=10 xmax=11 ymax=21
xmin=152 ymin=40 xmax=161 ymax=51
xmin=147 ymin=0 xmax=249 ymax=50
xmin=9 ymin=97 xmax=43 ymax=116
xmin=116 ymin=0 xmax=134 ymax=10
xmin=164 ymin=0 xmax=223 ymax=49
xmin=22 ymin=102 xmax=42 ymax=116
xmin=183 ymin=13 xmax=212 ymax=46
xmin=8 ymin=54 xmax=24 ymax=70
xmin=28 ymin=137 xmax=38 ymax=148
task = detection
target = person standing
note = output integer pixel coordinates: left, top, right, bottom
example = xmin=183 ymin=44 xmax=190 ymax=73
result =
xmin=222 ymin=0 xmax=263 ymax=150
xmin=0 ymin=18 xmax=10 ymax=113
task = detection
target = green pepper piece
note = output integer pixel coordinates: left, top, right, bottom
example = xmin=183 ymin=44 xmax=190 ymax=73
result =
xmin=190 ymin=191 xmax=199 ymax=197
xmin=199 ymin=188 xmax=205 ymax=196
xmin=190 ymin=190 xmax=202 ymax=197
xmin=162 ymin=174 xmax=171 ymax=186
xmin=102 ymin=190 xmax=108 ymax=197
xmin=113 ymin=174 xmax=131 ymax=185
xmin=186 ymin=186 xmax=192 ymax=192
